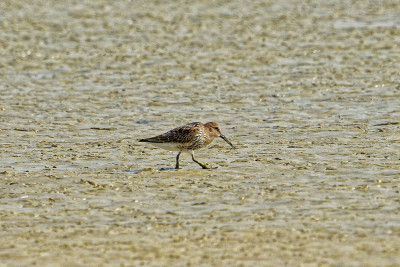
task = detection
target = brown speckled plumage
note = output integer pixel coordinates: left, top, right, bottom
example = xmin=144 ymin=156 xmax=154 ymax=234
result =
xmin=139 ymin=122 xmax=235 ymax=169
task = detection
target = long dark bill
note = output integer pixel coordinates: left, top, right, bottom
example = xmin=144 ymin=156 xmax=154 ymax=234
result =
xmin=220 ymin=134 xmax=236 ymax=149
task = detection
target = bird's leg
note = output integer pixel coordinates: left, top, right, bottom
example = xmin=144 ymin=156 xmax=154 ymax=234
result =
xmin=191 ymin=151 xmax=209 ymax=169
xmin=175 ymin=152 xmax=181 ymax=169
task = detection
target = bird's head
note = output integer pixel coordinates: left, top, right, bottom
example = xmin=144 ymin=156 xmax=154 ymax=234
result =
xmin=204 ymin=122 xmax=235 ymax=149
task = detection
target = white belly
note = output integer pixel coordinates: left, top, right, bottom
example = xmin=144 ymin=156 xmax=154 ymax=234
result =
xmin=150 ymin=142 xmax=189 ymax=152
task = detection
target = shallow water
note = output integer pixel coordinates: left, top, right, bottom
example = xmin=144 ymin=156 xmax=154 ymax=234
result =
xmin=1 ymin=0 xmax=400 ymax=266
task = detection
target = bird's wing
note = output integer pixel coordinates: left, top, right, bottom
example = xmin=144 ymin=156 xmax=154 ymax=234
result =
xmin=140 ymin=122 xmax=201 ymax=144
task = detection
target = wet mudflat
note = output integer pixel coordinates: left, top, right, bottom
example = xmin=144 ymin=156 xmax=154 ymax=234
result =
xmin=1 ymin=0 xmax=400 ymax=266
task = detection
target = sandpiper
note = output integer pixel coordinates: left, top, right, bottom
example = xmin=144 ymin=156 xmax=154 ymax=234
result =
xmin=139 ymin=122 xmax=235 ymax=169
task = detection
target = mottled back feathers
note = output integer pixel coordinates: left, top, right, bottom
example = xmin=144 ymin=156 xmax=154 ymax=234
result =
xmin=139 ymin=122 xmax=202 ymax=145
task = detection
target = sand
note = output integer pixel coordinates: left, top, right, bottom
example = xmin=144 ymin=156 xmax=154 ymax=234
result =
xmin=1 ymin=0 xmax=399 ymax=266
